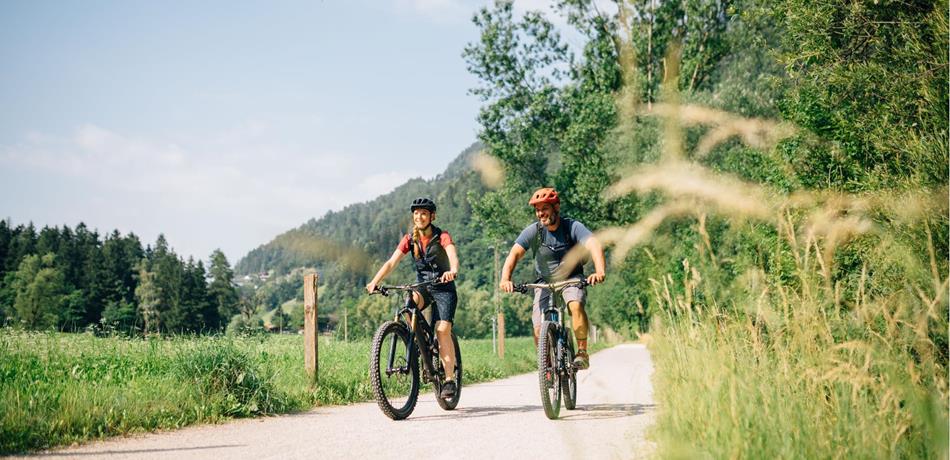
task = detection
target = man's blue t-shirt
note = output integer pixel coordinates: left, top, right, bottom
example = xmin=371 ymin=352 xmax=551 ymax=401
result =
xmin=514 ymin=217 xmax=592 ymax=281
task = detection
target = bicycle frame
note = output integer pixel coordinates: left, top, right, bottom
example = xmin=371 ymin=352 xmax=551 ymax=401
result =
xmin=376 ymin=282 xmax=442 ymax=384
xmin=516 ymin=278 xmax=588 ymax=370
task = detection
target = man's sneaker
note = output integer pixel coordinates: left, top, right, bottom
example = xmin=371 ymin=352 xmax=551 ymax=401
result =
xmin=573 ymin=350 xmax=590 ymax=370
xmin=440 ymin=380 xmax=457 ymax=399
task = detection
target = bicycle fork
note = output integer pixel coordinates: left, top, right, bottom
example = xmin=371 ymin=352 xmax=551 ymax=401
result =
xmin=385 ymin=331 xmax=403 ymax=376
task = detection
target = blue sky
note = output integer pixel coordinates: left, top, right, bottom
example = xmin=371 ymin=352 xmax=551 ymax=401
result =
xmin=0 ymin=0 xmax=562 ymax=264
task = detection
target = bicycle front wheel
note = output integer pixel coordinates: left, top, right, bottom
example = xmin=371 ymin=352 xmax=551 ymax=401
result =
xmin=561 ymin=329 xmax=577 ymax=410
xmin=370 ymin=321 xmax=419 ymax=420
xmin=538 ymin=321 xmax=561 ymax=419
xmin=435 ymin=332 xmax=462 ymax=410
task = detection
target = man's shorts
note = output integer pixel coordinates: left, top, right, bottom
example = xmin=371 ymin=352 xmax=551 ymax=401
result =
xmin=532 ymin=279 xmax=586 ymax=329
xmin=419 ymin=285 xmax=458 ymax=324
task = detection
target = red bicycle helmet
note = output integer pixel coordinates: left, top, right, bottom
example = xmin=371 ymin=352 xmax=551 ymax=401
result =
xmin=528 ymin=187 xmax=560 ymax=206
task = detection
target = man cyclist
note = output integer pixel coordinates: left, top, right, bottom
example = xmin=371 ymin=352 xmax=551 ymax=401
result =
xmin=499 ymin=187 xmax=606 ymax=370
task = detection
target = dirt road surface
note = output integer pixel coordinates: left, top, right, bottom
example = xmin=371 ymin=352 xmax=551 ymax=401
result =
xmin=26 ymin=343 xmax=655 ymax=460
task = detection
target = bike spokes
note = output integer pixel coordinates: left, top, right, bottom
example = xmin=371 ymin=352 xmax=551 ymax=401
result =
xmin=370 ymin=321 xmax=419 ymax=420
xmin=562 ymin=336 xmax=577 ymax=410
xmin=538 ymin=321 xmax=561 ymax=419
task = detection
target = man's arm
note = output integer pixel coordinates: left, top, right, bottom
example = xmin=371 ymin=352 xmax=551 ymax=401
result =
xmin=499 ymin=244 xmax=526 ymax=293
xmin=584 ymin=236 xmax=606 ymax=285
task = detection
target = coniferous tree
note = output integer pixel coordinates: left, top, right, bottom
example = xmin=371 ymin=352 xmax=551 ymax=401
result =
xmin=0 ymin=220 xmax=11 ymax=322
xmin=150 ymin=234 xmax=183 ymax=332
xmin=172 ymin=257 xmax=211 ymax=332
xmin=208 ymin=249 xmax=238 ymax=330
xmin=6 ymin=223 xmax=37 ymax=273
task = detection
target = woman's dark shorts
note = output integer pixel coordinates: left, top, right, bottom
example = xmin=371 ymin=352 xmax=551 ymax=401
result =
xmin=419 ymin=284 xmax=458 ymax=324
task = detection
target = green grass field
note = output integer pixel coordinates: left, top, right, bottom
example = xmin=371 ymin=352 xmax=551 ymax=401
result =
xmin=647 ymin=272 xmax=948 ymax=459
xmin=0 ymin=329 xmax=605 ymax=454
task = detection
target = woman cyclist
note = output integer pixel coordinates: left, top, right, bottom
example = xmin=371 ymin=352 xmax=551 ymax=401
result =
xmin=366 ymin=197 xmax=460 ymax=398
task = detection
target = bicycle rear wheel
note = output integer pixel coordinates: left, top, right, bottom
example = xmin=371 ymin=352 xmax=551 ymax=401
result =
xmin=370 ymin=321 xmax=419 ymax=420
xmin=538 ymin=321 xmax=561 ymax=419
xmin=561 ymin=329 xmax=577 ymax=410
xmin=434 ymin=332 xmax=462 ymax=410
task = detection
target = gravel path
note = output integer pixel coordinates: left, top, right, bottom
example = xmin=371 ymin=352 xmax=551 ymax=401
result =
xmin=25 ymin=343 xmax=655 ymax=460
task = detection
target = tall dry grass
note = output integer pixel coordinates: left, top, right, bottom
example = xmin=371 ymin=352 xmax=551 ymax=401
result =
xmin=594 ymin=43 xmax=950 ymax=457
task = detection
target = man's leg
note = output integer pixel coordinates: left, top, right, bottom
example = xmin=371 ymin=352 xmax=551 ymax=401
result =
xmin=532 ymin=288 xmax=547 ymax=348
xmin=567 ymin=300 xmax=590 ymax=369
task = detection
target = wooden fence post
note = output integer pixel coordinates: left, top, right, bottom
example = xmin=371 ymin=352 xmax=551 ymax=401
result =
xmin=497 ymin=311 xmax=505 ymax=359
xmin=304 ymin=273 xmax=319 ymax=383
xmin=492 ymin=242 xmax=505 ymax=359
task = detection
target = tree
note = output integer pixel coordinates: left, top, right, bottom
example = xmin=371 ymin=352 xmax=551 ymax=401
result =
xmin=100 ymin=298 xmax=138 ymax=333
xmin=149 ymin=234 xmax=183 ymax=332
xmin=101 ymin=231 xmax=144 ymax=309
xmin=12 ymin=253 xmax=68 ymax=329
xmin=209 ymin=249 xmax=238 ymax=330
xmin=1 ymin=223 xmax=37 ymax=320
xmin=774 ymin=0 xmax=948 ymax=190
xmin=271 ymin=306 xmax=291 ymax=333
xmin=134 ymin=260 xmax=161 ymax=335
xmin=164 ymin=256 xmax=206 ymax=333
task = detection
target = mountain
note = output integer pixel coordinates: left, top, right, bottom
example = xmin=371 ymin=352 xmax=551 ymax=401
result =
xmin=235 ymin=142 xmax=498 ymax=305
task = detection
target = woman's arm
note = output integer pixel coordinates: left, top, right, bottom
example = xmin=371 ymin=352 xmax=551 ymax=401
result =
xmin=366 ymin=249 xmax=406 ymax=293
xmin=440 ymin=243 xmax=459 ymax=283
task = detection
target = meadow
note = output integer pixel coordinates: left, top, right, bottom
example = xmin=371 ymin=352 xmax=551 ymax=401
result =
xmin=0 ymin=330 xmax=567 ymax=454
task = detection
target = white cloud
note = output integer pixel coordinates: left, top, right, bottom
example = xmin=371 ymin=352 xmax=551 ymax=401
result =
xmin=0 ymin=123 xmax=414 ymax=261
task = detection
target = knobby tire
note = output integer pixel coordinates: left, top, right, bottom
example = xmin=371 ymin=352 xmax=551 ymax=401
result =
xmin=538 ymin=321 xmax=561 ymax=419
xmin=561 ymin=329 xmax=577 ymax=410
xmin=370 ymin=321 xmax=419 ymax=420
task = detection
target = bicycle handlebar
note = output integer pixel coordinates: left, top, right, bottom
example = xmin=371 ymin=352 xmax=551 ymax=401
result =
xmin=513 ymin=278 xmax=589 ymax=294
xmin=370 ymin=279 xmax=449 ymax=297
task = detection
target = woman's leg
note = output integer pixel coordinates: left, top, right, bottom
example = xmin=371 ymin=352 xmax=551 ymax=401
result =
xmin=407 ymin=291 xmax=425 ymax=324
xmin=435 ymin=320 xmax=456 ymax=380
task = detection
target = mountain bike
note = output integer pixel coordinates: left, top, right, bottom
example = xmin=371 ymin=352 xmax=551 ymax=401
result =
xmin=369 ymin=280 xmax=462 ymax=420
xmin=514 ymin=278 xmax=588 ymax=419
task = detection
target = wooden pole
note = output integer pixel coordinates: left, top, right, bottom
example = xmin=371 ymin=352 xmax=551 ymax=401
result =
xmin=497 ymin=311 xmax=505 ymax=359
xmin=495 ymin=241 xmax=506 ymax=358
xmin=491 ymin=243 xmax=501 ymax=356
xmin=304 ymin=273 xmax=319 ymax=383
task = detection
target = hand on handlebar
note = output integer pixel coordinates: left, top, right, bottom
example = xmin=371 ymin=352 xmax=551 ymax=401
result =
xmin=499 ymin=280 xmax=514 ymax=293
xmin=586 ymin=272 xmax=605 ymax=286
xmin=365 ymin=282 xmax=379 ymax=294
xmin=440 ymin=271 xmax=458 ymax=283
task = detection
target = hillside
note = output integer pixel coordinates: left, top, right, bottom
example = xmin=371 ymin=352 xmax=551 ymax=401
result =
xmin=237 ymin=142 xmax=486 ymax=275
xmin=233 ymin=142 xmax=523 ymax=315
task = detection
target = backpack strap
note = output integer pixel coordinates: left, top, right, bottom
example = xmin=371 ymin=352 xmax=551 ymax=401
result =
xmin=530 ymin=220 xmax=543 ymax=260
xmin=530 ymin=220 xmax=545 ymax=281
